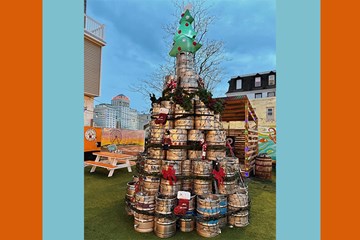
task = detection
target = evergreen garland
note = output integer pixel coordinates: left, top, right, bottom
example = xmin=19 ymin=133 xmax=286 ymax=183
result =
xmin=149 ymin=86 xmax=224 ymax=114
xmin=171 ymin=87 xmax=194 ymax=111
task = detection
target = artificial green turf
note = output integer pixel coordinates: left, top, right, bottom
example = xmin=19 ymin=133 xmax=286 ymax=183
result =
xmin=84 ymin=166 xmax=276 ymax=240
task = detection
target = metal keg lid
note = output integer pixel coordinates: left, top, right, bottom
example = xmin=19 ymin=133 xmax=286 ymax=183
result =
xmin=258 ymin=153 xmax=270 ymax=158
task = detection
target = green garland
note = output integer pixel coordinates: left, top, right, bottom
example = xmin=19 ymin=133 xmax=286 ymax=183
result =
xmin=196 ymin=88 xmax=225 ymax=114
xmin=170 ymin=87 xmax=194 ymax=111
xmin=149 ymin=86 xmax=224 ymax=114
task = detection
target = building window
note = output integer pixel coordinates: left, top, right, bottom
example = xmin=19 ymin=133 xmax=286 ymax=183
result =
xmin=255 ymin=77 xmax=261 ymax=87
xmin=267 ymin=92 xmax=276 ymax=97
xmin=266 ymin=107 xmax=275 ymax=121
xmin=268 ymin=75 xmax=275 ymax=85
xmin=255 ymin=93 xmax=262 ymax=99
xmin=236 ymin=79 xmax=242 ymax=89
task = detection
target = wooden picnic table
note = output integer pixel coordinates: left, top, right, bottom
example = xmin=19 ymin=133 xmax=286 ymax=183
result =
xmin=84 ymin=152 xmax=136 ymax=177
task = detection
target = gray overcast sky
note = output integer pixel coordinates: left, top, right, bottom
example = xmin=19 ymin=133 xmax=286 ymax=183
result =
xmin=87 ymin=0 xmax=275 ymax=112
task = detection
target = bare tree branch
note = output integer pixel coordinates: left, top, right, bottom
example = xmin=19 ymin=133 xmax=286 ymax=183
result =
xmin=131 ymin=0 xmax=227 ymax=97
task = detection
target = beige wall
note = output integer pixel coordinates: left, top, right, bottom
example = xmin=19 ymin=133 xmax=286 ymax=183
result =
xmin=84 ymin=95 xmax=94 ymax=126
xmin=84 ymin=22 xmax=105 ymax=126
xmin=84 ymin=37 xmax=102 ymax=96
xmin=250 ymin=97 xmax=276 ymax=128
xmin=222 ymin=121 xmax=245 ymax=130
xmin=221 ymin=97 xmax=276 ymax=129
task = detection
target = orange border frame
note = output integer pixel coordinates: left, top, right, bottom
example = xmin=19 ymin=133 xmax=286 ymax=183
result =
xmin=1 ymin=1 xmax=42 ymax=238
xmin=4 ymin=0 xmax=360 ymax=238
xmin=321 ymin=2 xmax=359 ymax=239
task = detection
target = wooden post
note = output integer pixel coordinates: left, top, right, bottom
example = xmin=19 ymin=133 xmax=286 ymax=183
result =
xmin=244 ymin=102 xmax=249 ymax=174
xmin=248 ymin=104 xmax=259 ymax=158
xmin=255 ymin=118 xmax=259 ymax=156
xmin=226 ymin=121 xmax=230 ymax=136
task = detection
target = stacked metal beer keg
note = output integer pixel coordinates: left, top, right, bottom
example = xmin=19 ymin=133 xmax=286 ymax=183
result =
xmin=196 ymin=195 xmax=221 ymax=237
xmin=228 ymin=188 xmax=250 ymax=227
xmin=176 ymin=52 xmax=198 ymax=93
xmin=125 ymin=51 xmax=250 ymax=238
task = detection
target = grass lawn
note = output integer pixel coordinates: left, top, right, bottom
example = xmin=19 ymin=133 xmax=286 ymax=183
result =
xmin=85 ymin=166 xmax=276 ymax=240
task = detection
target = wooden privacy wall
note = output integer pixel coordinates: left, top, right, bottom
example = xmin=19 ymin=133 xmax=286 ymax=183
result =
xmin=226 ymin=128 xmax=258 ymax=176
xmin=216 ymin=96 xmax=259 ymax=176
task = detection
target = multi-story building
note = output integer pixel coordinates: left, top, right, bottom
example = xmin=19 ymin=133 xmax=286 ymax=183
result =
xmin=94 ymin=94 xmax=142 ymax=130
xmin=111 ymin=94 xmax=131 ymax=129
xmin=84 ymin=5 xmax=106 ymax=126
xmin=138 ymin=113 xmax=151 ymax=130
xmin=93 ymin=104 xmax=117 ymax=128
xmin=226 ymin=70 xmax=276 ymax=126
xmin=128 ymin=109 xmax=139 ymax=130
xmin=225 ymin=70 xmax=277 ymax=160
xmin=226 ymin=70 xmax=276 ymax=99
xmin=111 ymin=94 xmax=130 ymax=107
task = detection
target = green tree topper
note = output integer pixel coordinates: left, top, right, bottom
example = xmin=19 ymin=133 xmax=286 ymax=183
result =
xmin=169 ymin=9 xmax=202 ymax=57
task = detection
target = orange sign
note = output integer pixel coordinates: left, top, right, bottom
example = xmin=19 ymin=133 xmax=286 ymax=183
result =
xmin=84 ymin=126 xmax=102 ymax=152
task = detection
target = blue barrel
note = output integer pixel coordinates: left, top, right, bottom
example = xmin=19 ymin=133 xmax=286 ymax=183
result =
xmin=197 ymin=195 xmax=220 ymax=216
xmin=196 ymin=195 xmax=221 ymax=237
xmin=216 ymin=194 xmax=228 ymax=228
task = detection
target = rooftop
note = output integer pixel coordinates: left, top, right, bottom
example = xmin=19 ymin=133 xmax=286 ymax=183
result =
xmin=112 ymin=94 xmax=130 ymax=102
xmin=216 ymin=95 xmax=257 ymax=122
xmin=230 ymin=70 xmax=276 ymax=81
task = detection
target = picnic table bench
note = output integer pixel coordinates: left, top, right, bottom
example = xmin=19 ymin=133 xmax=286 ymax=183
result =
xmin=84 ymin=152 xmax=137 ymax=177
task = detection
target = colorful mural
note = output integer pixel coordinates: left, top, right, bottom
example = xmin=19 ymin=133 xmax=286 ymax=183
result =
xmin=101 ymin=128 xmax=145 ymax=147
xmin=258 ymin=126 xmax=276 ymax=160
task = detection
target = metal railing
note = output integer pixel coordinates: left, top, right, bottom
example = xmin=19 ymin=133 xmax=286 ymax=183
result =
xmin=84 ymin=14 xmax=105 ymax=41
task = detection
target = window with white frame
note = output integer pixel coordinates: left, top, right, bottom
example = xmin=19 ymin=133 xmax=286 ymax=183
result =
xmin=255 ymin=77 xmax=261 ymax=87
xmin=255 ymin=93 xmax=262 ymax=99
xmin=268 ymin=75 xmax=275 ymax=85
xmin=267 ymin=92 xmax=276 ymax=97
xmin=266 ymin=107 xmax=275 ymax=121
xmin=236 ymin=79 xmax=242 ymax=89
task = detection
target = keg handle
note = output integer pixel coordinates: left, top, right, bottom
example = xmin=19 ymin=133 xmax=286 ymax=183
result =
xmin=134 ymin=224 xmax=139 ymax=228
xmin=235 ymin=222 xmax=248 ymax=227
